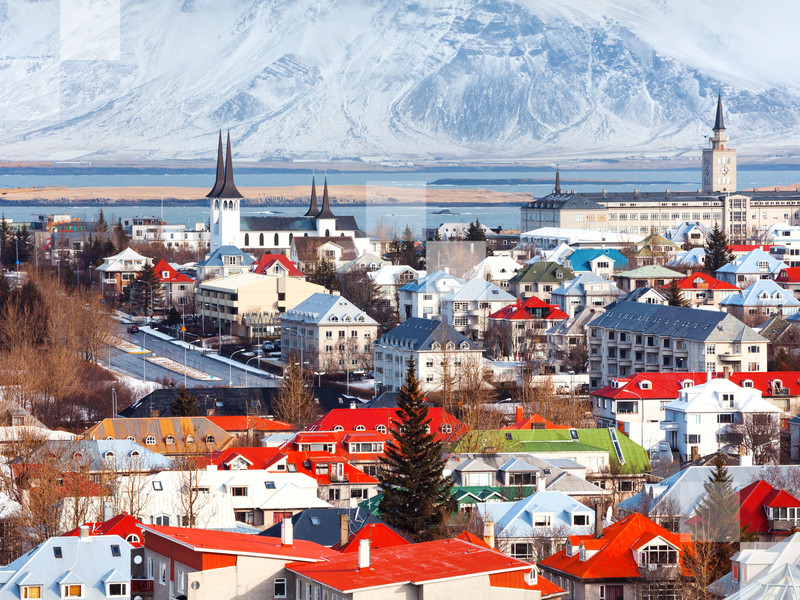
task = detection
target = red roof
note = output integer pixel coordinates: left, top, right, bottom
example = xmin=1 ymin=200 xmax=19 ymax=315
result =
xmin=287 ymin=538 xmax=541 ymax=593
xmin=736 ymin=480 xmax=800 ymax=535
xmin=252 ymin=254 xmax=305 ymax=277
xmin=676 ymin=272 xmax=739 ymax=291
xmin=307 ymin=408 xmax=466 ymax=443
xmin=728 ymin=244 xmax=774 ymax=253
xmin=592 ymin=371 xmax=800 ymax=399
xmin=206 ymin=415 xmax=294 ymax=433
xmin=291 ymin=430 xmax=391 ymax=462
xmin=540 ymin=513 xmax=691 ymax=580
xmin=62 ymin=514 xmax=144 ymax=547
xmin=456 ymin=531 xmax=491 ymax=548
xmin=211 ymin=447 xmax=284 ymax=470
xmin=144 ymin=525 xmax=337 ymax=562
xmin=503 ymin=412 xmax=570 ymax=430
xmin=336 ymin=523 xmax=410 ymax=552
xmin=777 ymin=267 xmax=800 ymax=284
xmin=489 ymin=569 xmax=565 ymax=598
xmin=153 ymin=259 xmax=194 ymax=284
xmin=489 ymin=296 xmax=569 ymax=322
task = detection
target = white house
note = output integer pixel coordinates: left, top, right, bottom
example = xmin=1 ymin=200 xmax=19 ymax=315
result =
xmin=367 ymin=265 xmax=424 ymax=307
xmin=441 ymin=277 xmax=516 ymax=342
xmin=550 ymin=273 xmax=622 ymax=318
xmin=96 ymin=247 xmax=153 ymax=296
xmin=662 ymin=378 xmax=782 ymax=462
xmin=716 ymin=249 xmax=788 ymax=286
xmin=467 ymin=256 xmax=522 ymax=289
xmin=397 ymin=270 xmax=465 ymax=322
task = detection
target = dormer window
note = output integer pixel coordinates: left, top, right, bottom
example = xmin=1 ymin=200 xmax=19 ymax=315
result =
xmin=376 ymin=424 xmax=387 ymax=434
xmin=355 ymin=425 xmax=366 ymax=432
xmin=104 ymin=451 xmax=116 ymax=460
xmin=60 ymin=583 xmax=83 ymax=598
xmin=742 ymin=380 xmax=753 ymax=388
xmin=440 ymin=424 xmax=452 ymax=434
xmin=164 ymin=435 xmax=175 ymax=445
xmin=186 ymin=435 xmax=195 ymax=444
xmin=205 ymin=435 xmax=216 ymax=444
xmin=331 ymin=316 xmax=339 ymax=322
xmin=682 ymin=381 xmax=694 ymax=388
xmin=640 ymin=543 xmax=678 ymax=566
xmin=144 ymin=436 xmax=156 ymax=446
xmin=333 ymin=425 xmax=343 ymax=432
xmin=639 ymin=380 xmax=652 ymax=390
xmin=125 ymin=436 xmax=135 ymax=442
xmin=721 ymin=393 xmax=735 ymax=408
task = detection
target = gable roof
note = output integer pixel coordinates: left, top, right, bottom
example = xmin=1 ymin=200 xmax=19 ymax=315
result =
xmin=717 ymin=248 xmax=787 ymax=275
xmin=307 ymin=407 xmax=465 ymax=443
xmin=38 ymin=439 xmax=173 ymax=472
xmin=62 ymin=514 xmax=144 ymax=547
xmin=777 ymin=267 xmax=800 ymax=284
xmin=489 ymin=296 xmax=569 ymax=321
xmin=206 ymin=416 xmax=293 ymax=433
xmin=252 ymin=254 xmax=305 ymax=277
xmin=292 ymin=237 xmax=358 ymax=263
xmin=398 ymin=269 xmax=465 ymax=293
xmin=568 ymin=248 xmax=628 ymax=272
xmin=614 ymin=265 xmax=684 ymax=279
xmin=676 ymin=272 xmax=739 ymax=291
xmin=551 ymin=272 xmax=622 ymax=297
xmin=509 ymin=262 xmax=574 ymax=284
xmin=152 ymin=259 xmax=194 ymax=284
xmin=84 ymin=417 xmax=234 ymax=455
xmin=259 ymin=508 xmax=387 ymax=547
xmin=737 ymin=480 xmax=800 ymax=535
xmin=337 ymin=523 xmax=410 ymax=552
xmin=197 ymin=245 xmax=256 ymax=268
xmin=96 ymin=247 xmax=152 ymax=272
xmin=442 ymin=277 xmax=515 ymax=303
xmin=282 ymin=293 xmax=378 ymax=326
xmin=377 ymin=317 xmax=478 ymax=352
xmin=720 ymin=279 xmax=800 ymax=307
xmin=479 ymin=490 xmax=594 ymax=535
xmin=722 ymin=562 xmax=800 ymax=600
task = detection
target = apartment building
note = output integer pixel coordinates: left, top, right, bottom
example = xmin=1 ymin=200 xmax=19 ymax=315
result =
xmin=441 ymin=277 xmax=516 ymax=341
xmin=397 ymin=270 xmax=465 ymax=321
xmin=587 ymin=301 xmax=768 ymax=388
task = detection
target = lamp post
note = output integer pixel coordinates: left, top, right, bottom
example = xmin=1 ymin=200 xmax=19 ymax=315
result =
xmin=230 ymin=349 xmax=246 ymax=387
xmin=245 ymin=355 xmax=261 ymax=387
xmin=111 ymin=388 xmax=117 ymax=417
xmin=142 ymin=330 xmax=149 ymax=383
xmin=183 ymin=345 xmax=188 ymax=388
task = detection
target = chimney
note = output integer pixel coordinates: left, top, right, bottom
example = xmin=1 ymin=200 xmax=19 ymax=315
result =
xmin=150 ymin=409 xmax=159 ymax=418
xmin=79 ymin=525 xmax=90 ymax=540
xmin=340 ymin=513 xmax=349 ymax=548
xmin=594 ymin=504 xmax=603 ymax=539
xmin=515 ymin=406 xmax=523 ymax=424
xmin=281 ymin=516 xmax=293 ymax=546
xmin=722 ymin=365 xmax=731 ymax=379
xmin=358 ymin=539 xmax=371 ymax=570
xmin=535 ymin=473 xmax=545 ymax=493
xmin=103 ymin=501 xmax=114 ymax=522
xmin=483 ymin=520 xmax=495 ymax=549
xmin=739 ymin=446 xmax=753 ymax=467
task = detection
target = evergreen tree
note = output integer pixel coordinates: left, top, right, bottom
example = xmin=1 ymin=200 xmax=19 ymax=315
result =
xmin=95 ymin=209 xmax=109 ymax=232
xmin=0 ymin=215 xmax=11 ymax=268
xmin=339 ymin=269 xmax=395 ymax=326
xmin=14 ymin=225 xmax=31 ymax=265
xmin=773 ymin=347 xmax=794 ymax=371
xmin=464 ymin=219 xmax=486 ymax=241
xmin=114 ymin=219 xmax=130 ymax=249
xmin=170 ymin=387 xmax=200 ymax=416
xmin=165 ymin=307 xmax=181 ymax=326
xmin=378 ymin=360 xmax=454 ymax=541
xmin=665 ymin=279 xmax=689 ymax=307
xmin=704 ymin=223 xmax=735 ymax=274
xmin=309 ymin=257 xmax=339 ymax=293
xmin=132 ymin=263 xmax=164 ymax=315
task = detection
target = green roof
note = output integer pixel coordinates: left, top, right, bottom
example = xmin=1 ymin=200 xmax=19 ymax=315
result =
xmin=509 ymin=262 xmax=574 ymax=284
xmin=614 ymin=265 xmax=684 ymax=279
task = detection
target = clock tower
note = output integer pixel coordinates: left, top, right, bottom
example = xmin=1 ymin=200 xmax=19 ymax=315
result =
xmin=702 ymin=94 xmax=736 ymax=193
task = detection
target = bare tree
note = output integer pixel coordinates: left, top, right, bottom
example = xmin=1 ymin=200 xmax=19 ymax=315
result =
xmin=729 ymin=412 xmax=781 ymax=465
xmin=272 ymin=362 xmax=318 ymax=428
xmin=171 ymin=457 xmax=216 ymax=528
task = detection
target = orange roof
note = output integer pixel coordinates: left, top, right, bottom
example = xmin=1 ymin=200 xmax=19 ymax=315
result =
xmin=489 ymin=569 xmax=565 ymax=598
xmin=282 ymin=450 xmax=379 ymax=485
xmin=84 ymin=417 xmax=234 ymax=456
xmin=62 ymin=514 xmax=144 ymax=547
xmin=287 ymin=538 xmax=538 ymax=593
xmin=456 ymin=531 xmax=491 ymax=548
xmin=676 ymin=272 xmax=739 ymax=291
xmin=540 ymin=513 xmax=691 ymax=580
xmin=337 ymin=523 xmax=410 ymax=552
xmin=503 ymin=414 xmax=570 ymax=430
xmin=206 ymin=415 xmax=294 ymax=432
xmin=144 ymin=525 xmax=337 ymax=562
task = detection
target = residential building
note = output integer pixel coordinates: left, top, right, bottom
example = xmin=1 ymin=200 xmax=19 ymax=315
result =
xmin=37 ymin=439 xmax=173 ymax=474
xmin=441 ymin=277 xmax=516 ymax=341
xmin=727 ymin=480 xmax=800 ymax=541
xmin=198 ymin=272 xmax=326 ymax=337
xmin=775 ymin=266 xmax=800 ymax=297
xmin=758 ymin=316 xmax=800 ymax=375
xmin=550 ymin=273 xmax=622 ymax=318
xmin=566 ymin=248 xmax=628 ymax=277
xmin=673 ymin=271 xmax=740 ymax=309
xmin=539 ymin=513 xmax=690 ymax=600
xmin=259 ymin=508 xmax=389 ymax=548
xmin=631 ymin=232 xmax=681 ymax=267
xmin=152 ymin=259 xmax=195 ymax=309
xmin=663 ymin=378 xmax=782 ymax=462
xmin=667 ymin=221 xmax=709 ymax=247
xmin=142 ymin=521 xmax=336 ymax=600
xmin=205 ymin=416 xmax=293 ymax=437
xmin=667 ymin=246 xmax=707 ymax=269
xmin=0 ymin=531 xmax=134 ymax=600
xmin=288 ymin=537 xmax=563 ymax=600
xmin=720 ymin=562 xmax=800 ymax=600
xmin=196 ymin=245 xmax=255 ymax=280
xmin=252 ymin=253 xmax=306 ymax=278
xmin=290 ymin=236 xmax=360 ymax=273
xmin=716 ymin=248 xmax=788 ymax=286
xmin=307 ymin=407 xmax=465 ymax=444
xmin=335 ymin=252 xmax=390 ymax=275
xmin=486 ymin=296 xmax=568 ymax=360
xmin=508 ymin=262 xmax=575 ymax=302
xmin=609 ymin=286 xmax=667 ymax=306
xmin=96 ymin=247 xmax=153 ymax=296
xmin=131 ymin=220 xmax=210 ymax=251
xmin=280 ymin=293 xmax=378 ymax=374
xmin=520 ymin=227 xmax=634 ymax=251
xmin=62 ymin=513 xmax=145 ymax=548
xmin=468 ymin=255 xmax=523 ymax=289
xmin=431 ymin=221 xmax=493 ymax=240
xmin=367 ymin=264 xmax=424 ymax=307
xmin=526 ymin=242 xmax=574 ymax=266
xmin=372 ymin=318 xmax=482 ymax=392
xmin=397 ymin=270 xmax=465 ymax=321
xmin=612 ymin=265 xmax=684 ymax=292
xmin=546 ymin=307 xmax=594 ymax=373
xmin=587 ymin=301 xmax=768 ymax=388
xmin=720 ymin=279 xmax=800 ymax=323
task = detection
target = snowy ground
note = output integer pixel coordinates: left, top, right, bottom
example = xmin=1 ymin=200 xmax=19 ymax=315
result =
xmin=146 ymin=356 xmax=221 ymax=381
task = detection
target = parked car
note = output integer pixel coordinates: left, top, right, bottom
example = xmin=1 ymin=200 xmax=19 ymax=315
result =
xmin=262 ymin=341 xmax=275 ymax=352
xmin=127 ymin=324 xmax=139 ymax=334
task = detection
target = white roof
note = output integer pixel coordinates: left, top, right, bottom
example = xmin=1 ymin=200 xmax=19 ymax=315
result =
xmin=282 ymin=293 xmax=378 ymax=326
xmin=521 ymin=227 xmax=638 ymax=244
xmin=441 ymin=277 xmax=515 ymax=303
xmin=477 ymin=490 xmax=594 ymax=536
xmin=664 ymin=378 xmax=781 ymax=414
xmin=96 ymin=247 xmax=152 ymax=273
xmin=199 ymin=272 xmax=275 ymax=292
xmin=468 ymin=256 xmax=522 ymax=281
xmin=367 ymin=265 xmax=425 ymax=285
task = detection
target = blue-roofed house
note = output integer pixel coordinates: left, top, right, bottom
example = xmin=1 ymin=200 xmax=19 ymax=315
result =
xmin=397 ymin=270 xmax=465 ymax=322
xmin=667 ymin=247 xmax=707 ymax=269
xmin=668 ymin=221 xmax=709 ymax=246
xmin=567 ymin=249 xmax=628 ymax=278
xmin=196 ymin=245 xmax=256 ymax=280
xmin=720 ymin=279 xmax=800 ymax=323
xmin=477 ymin=491 xmax=597 ymax=561
xmin=716 ymin=248 xmax=788 ymax=286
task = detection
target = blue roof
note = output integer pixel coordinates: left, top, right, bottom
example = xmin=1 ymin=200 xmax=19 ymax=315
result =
xmin=398 ymin=270 xmax=465 ymax=293
xmin=197 ymin=245 xmax=256 ymax=267
xmin=568 ymin=248 xmax=628 ymax=272
xmin=477 ymin=490 xmax=594 ymax=534
xmin=716 ymin=248 xmax=786 ymax=275
xmin=719 ymin=279 xmax=800 ymax=307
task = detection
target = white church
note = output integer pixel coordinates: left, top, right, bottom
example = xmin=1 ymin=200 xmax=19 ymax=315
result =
xmin=207 ymin=132 xmax=369 ymax=255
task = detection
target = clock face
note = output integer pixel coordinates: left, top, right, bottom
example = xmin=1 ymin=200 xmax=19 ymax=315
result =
xmin=721 ymin=166 xmax=729 ymax=175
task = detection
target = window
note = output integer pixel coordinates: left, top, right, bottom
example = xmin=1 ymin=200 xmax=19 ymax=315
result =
xmin=231 ymin=486 xmax=248 ymax=497
xmin=641 ymin=543 xmax=678 ymax=565
xmin=573 ymin=514 xmax=589 ymax=526
xmin=185 ymin=435 xmax=195 ymax=444
xmin=155 ymin=515 xmax=170 ymax=526
xmin=351 ymin=488 xmax=367 ymax=499
xmin=706 ymin=344 xmax=716 ymax=355
xmin=717 ymin=414 xmax=735 ymax=423
xmin=274 ymin=578 xmax=287 ymax=598
xmin=685 ymin=434 xmax=701 ymax=444
xmin=617 ymin=480 xmax=635 ymax=492
xmin=164 ymin=435 xmax=175 ymax=445
xmin=355 ymin=425 xmax=366 ymax=432
xmin=53 ymin=546 xmax=62 ymax=558
xmin=111 ymin=544 xmax=121 ymax=557
xmin=160 ymin=563 xmax=167 ymax=585
xmin=144 ymin=436 xmax=156 ymax=446
xmin=510 ymin=542 xmax=534 ymax=560
xmin=440 ymin=424 xmax=452 ymax=434
xmin=107 ymin=583 xmax=127 ymax=597
xmin=126 ymin=534 xmax=140 ymax=544
xmin=63 ymin=585 xmax=82 ymax=598
xmin=748 ymin=345 xmax=760 ymax=353
xmin=205 ymin=435 xmax=216 ymax=444
xmin=532 ymin=514 xmax=551 ymax=527
xmin=22 ymin=587 xmax=41 ymax=599
xmin=152 ymin=481 xmax=163 ymax=491
xmin=147 ymin=557 xmax=154 ymax=579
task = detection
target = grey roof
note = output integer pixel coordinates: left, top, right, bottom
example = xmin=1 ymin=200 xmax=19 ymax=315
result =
xmin=525 ymin=192 xmax=606 ymax=211
xmin=206 ymin=131 xmax=225 ymax=198
xmin=282 ymin=293 xmax=378 ymax=326
xmin=217 ymin=132 xmax=243 ymax=199
xmin=38 ymin=439 xmax=173 ymax=472
xmin=258 ymin=508 xmax=387 ymax=547
xmin=552 ymin=272 xmax=621 ymax=297
xmin=240 ymin=215 xmax=360 ymax=232
xmin=525 ymin=189 xmax=800 ymax=207
xmin=588 ymin=300 xmax=766 ymax=343
xmin=398 ymin=270 xmax=465 ymax=293
xmin=455 ymin=458 xmax=496 ymax=472
xmin=197 ymin=245 xmax=256 ymax=267
xmin=377 ymin=318 xmax=478 ymax=351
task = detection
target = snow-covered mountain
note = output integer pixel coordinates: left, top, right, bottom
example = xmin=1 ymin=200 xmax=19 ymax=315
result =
xmin=2 ymin=0 xmax=800 ymax=161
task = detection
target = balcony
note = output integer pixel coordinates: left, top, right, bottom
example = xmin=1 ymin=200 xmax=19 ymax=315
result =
xmin=638 ymin=563 xmax=681 ymax=579
xmin=770 ymin=519 xmax=800 ymax=533
xmin=719 ymin=353 xmax=743 ymax=362
xmin=132 ymin=579 xmax=154 ymax=593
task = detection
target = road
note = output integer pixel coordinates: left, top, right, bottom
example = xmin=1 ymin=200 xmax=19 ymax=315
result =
xmin=105 ymin=326 xmax=280 ymax=388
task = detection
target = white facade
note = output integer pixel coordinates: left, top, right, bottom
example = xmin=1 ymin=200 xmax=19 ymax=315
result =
xmin=132 ymin=222 xmax=210 ymax=250
xmin=397 ymin=270 xmax=465 ymax=322
xmin=441 ymin=277 xmax=516 ymax=342
xmin=663 ymin=378 xmax=781 ymax=462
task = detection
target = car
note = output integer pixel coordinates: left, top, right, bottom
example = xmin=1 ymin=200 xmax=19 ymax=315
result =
xmin=261 ymin=341 xmax=275 ymax=352
xmin=127 ymin=324 xmax=139 ymax=334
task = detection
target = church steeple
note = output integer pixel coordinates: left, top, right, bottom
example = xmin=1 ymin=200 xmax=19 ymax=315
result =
xmin=554 ymin=167 xmax=561 ymax=194
xmin=702 ymin=93 xmax=736 ymax=193
xmin=206 ymin=131 xmax=224 ymax=198
xmin=316 ymin=178 xmax=335 ymax=220
xmin=713 ymin=93 xmax=725 ymax=131
xmin=217 ymin=131 xmax=243 ymax=199
xmin=304 ymin=177 xmax=319 ymax=217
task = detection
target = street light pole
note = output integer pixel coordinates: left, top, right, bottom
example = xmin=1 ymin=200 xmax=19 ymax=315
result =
xmin=245 ymin=356 xmax=260 ymax=387
xmin=142 ymin=331 xmax=149 ymax=383
xmin=230 ymin=348 xmax=246 ymax=387
xmin=183 ymin=345 xmax=188 ymax=388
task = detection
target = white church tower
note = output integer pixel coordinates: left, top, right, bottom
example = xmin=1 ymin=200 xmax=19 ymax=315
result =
xmin=208 ymin=131 xmax=243 ymax=250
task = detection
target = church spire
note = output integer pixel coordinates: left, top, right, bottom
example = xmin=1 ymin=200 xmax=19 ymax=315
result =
xmin=217 ymin=131 xmax=243 ymax=199
xmin=206 ymin=130 xmax=224 ymax=198
xmin=304 ymin=177 xmax=319 ymax=217
xmin=714 ymin=92 xmax=725 ymax=131
xmin=316 ymin=178 xmax=335 ymax=220
xmin=554 ymin=166 xmax=561 ymax=194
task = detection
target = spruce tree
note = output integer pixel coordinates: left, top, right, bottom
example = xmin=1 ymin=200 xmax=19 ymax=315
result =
xmin=704 ymin=223 xmax=735 ymax=274
xmin=170 ymin=387 xmax=200 ymax=416
xmin=665 ymin=279 xmax=689 ymax=307
xmin=309 ymin=257 xmax=339 ymax=293
xmin=114 ymin=219 xmax=130 ymax=248
xmin=378 ymin=360 xmax=454 ymax=541
xmin=96 ymin=208 xmax=109 ymax=232
xmin=133 ymin=263 xmax=164 ymax=315
xmin=464 ymin=219 xmax=486 ymax=242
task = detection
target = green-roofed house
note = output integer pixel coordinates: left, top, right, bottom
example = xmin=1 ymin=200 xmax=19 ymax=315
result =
xmin=613 ymin=265 xmax=684 ymax=292
xmin=508 ymin=262 xmax=575 ymax=302
xmin=632 ymin=233 xmax=681 ymax=268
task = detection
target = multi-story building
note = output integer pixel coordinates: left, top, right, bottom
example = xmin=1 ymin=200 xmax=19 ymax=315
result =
xmin=96 ymin=247 xmax=153 ymax=296
xmin=550 ymin=273 xmax=622 ymax=317
xmin=587 ymin=301 xmax=768 ymax=388
xmin=198 ymin=272 xmax=326 ymax=338
xmin=397 ymin=270 xmax=465 ymax=321
xmin=521 ymin=97 xmax=800 ymax=242
xmin=280 ymin=293 xmax=378 ymax=375
xmin=153 ymin=259 xmax=195 ymax=310
xmin=486 ymin=296 xmax=568 ymax=360
xmin=716 ymin=248 xmax=787 ymax=286
xmin=507 ymin=262 xmax=575 ymax=302
xmin=719 ymin=279 xmax=800 ymax=323
xmin=441 ymin=277 xmax=516 ymax=342
xmin=131 ymin=221 xmax=209 ymax=251
xmin=372 ymin=318 xmax=482 ymax=392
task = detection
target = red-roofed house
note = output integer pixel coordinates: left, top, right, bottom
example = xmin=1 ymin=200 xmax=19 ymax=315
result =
xmin=488 ymin=296 xmax=569 ymax=360
xmin=206 ymin=415 xmax=294 ymax=437
xmin=288 ymin=537 xmax=565 ymax=600
xmin=725 ymin=480 xmax=800 ymax=541
xmin=153 ymin=259 xmax=195 ymax=309
xmin=540 ymin=513 xmax=691 ymax=600
xmin=63 ymin=513 xmax=144 ymax=547
xmin=143 ymin=521 xmax=337 ymax=600
xmin=503 ymin=406 xmax=570 ymax=430
xmin=776 ymin=266 xmax=800 ymax=297
xmin=252 ymin=253 xmax=306 ymax=278
xmin=674 ymin=271 xmax=739 ymax=308
xmin=728 ymin=244 xmax=775 ymax=258
xmin=307 ymin=407 xmax=466 ymax=444
xmin=335 ymin=523 xmax=410 ymax=552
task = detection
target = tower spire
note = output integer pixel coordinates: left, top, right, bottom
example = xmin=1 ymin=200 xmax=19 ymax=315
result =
xmin=304 ymin=177 xmax=319 ymax=217
xmin=714 ymin=92 xmax=725 ymax=131
xmin=316 ymin=178 xmax=335 ymax=219
xmin=218 ymin=130 xmax=243 ymax=198
xmin=206 ymin=130 xmax=224 ymax=198
xmin=554 ymin=166 xmax=561 ymax=194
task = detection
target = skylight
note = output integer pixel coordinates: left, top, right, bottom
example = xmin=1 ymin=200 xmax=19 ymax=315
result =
xmin=310 ymin=517 xmax=321 ymax=526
